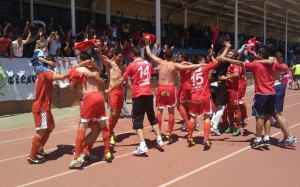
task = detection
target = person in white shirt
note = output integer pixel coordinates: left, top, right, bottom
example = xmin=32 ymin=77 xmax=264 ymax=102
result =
xmin=12 ymin=33 xmax=31 ymax=58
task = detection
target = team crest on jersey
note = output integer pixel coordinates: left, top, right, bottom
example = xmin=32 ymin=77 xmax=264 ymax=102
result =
xmin=161 ymin=91 xmax=170 ymax=96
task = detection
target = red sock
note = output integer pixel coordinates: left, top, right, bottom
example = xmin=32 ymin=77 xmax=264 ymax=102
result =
xmin=39 ymin=129 xmax=52 ymax=151
xmin=29 ymin=134 xmax=42 ymax=158
xmin=228 ymin=108 xmax=234 ymax=125
xmin=187 ymin=121 xmax=194 ymax=138
xmin=239 ymin=103 xmax=248 ymax=120
xmin=178 ymin=105 xmax=188 ymax=123
xmin=235 ymin=110 xmax=242 ymax=128
xmin=101 ymin=126 xmax=110 ymax=153
xmin=168 ymin=114 xmax=175 ymax=135
xmin=74 ymin=129 xmax=85 ymax=159
xmin=203 ymin=122 xmax=211 ymax=141
xmin=108 ymin=115 xmax=119 ymax=135
xmin=156 ymin=113 xmax=162 ymax=130
xmin=83 ymin=143 xmax=93 ymax=154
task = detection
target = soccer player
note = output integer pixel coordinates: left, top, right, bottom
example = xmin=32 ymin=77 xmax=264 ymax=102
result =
xmin=97 ymin=43 xmax=124 ymax=146
xmin=28 ymin=67 xmax=69 ymax=164
xmin=186 ymin=44 xmax=227 ymax=150
xmin=106 ymin=47 xmax=164 ymax=155
xmin=68 ymin=52 xmax=111 ymax=168
xmin=218 ymin=45 xmax=287 ymax=149
xmin=145 ymin=38 xmax=202 ymax=143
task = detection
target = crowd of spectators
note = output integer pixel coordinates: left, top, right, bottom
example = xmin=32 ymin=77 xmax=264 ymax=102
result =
xmin=0 ymin=14 xmax=298 ymax=66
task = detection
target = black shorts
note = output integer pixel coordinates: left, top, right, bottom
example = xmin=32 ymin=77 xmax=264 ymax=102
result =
xmin=132 ymin=95 xmax=158 ymax=130
xmin=252 ymin=94 xmax=275 ymax=117
xmin=210 ymin=82 xmax=227 ymax=105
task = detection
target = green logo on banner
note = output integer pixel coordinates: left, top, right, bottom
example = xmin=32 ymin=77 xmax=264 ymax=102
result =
xmin=0 ymin=64 xmax=8 ymax=96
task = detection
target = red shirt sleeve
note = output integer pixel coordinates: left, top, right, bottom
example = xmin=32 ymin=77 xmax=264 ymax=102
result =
xmin=123 ymin=63 xmax=132 ymax=80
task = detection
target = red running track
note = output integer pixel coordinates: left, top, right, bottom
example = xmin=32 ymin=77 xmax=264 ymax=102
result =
xmin=0 ymin=89 xmax=299 ymax=187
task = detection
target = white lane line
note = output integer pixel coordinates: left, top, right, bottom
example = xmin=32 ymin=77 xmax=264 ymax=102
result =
xmin=3 ymin=98 xmax=300 ymax=144
xmin=0 ymin=128 xmax=77 ymax=144
xmin=16 ymin=130 xmax=205 ymax=187
xmin=158 ymin=123 xmax=300 ymax=187
xmin=0 ymin=124 xmax=160 ymax=163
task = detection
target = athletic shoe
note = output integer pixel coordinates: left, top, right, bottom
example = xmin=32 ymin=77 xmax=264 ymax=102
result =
xmin=110 ymin=134 xmax=116 ymax=146
xmin=251 ymin=139 xmax=264 ymax=149
xmin=263 ymin=139 xmax=271 ymax=147
xmin=181 ymin=123 xmax=188 ymax=131
xmin=80 ymin=153 xmax=98 ymax=160
xmin=203 ymin=140 xmax=212 ymax=150
xmin=210 ymin=127 xmax=221 ymax=136
xmin=232 ymin=128 xmax=242 ymax=136
xmin=102 ymin=152 xmax=112 ymax=162
xmin=194 ymin=122 xmax=199 ymax=129
xmin=132 ymin=145 xmax=148 ymax=155
xmin=68 ymin=156 xmax=84 ymax=169
xmin=156 ymin=138 xmax=164 ymax=148
xmin=224 ymin=126 xmax=232 ymax=133
xmin=187 ymin=138 xmax=195 ymax=146
xmin=165 ymin=133 xmax=173 ymax=143
xmin=278 ymin=134 xmax=298 ymax=147
xmin=27 ymin=156 xmax=45 ymax=164
xmin=37 ymin=150 xmax=48 ymax=158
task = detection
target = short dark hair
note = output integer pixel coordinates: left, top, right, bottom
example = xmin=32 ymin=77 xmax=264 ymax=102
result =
xmin=191 ymin=54 xmax=204 ymax=64
xmin=275 ymin=52 xmax=283 ymax=58
xmin=132 ymin=47 xmax=141 ymax=57
xmin=180 ymin=53 xmax=189 ymax=61
xmin=229 ymin=49 xmax=239 ymax=59
xmin=164 ymin=49 xmax=173 ymax=60
xmin=79 ymin=52 xmax=92 ymax=61
xmin=258 ymin=47 xmax=269 ymax=59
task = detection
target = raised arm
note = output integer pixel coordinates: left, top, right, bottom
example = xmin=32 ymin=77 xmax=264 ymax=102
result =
xmin=175 ymin=63 xmax=202 ymax=70
xmin=96 ymin=42 xmax=112 ymax=68
xmin=255 ymin=56 xmax=275 ymax=65
xmin=218 ymin=56 xmax=244 ymax=66
xmin=77 ymin=59 xmax=102 ymax=74
xmin=145 ymin=37 xmax=163 ymax=65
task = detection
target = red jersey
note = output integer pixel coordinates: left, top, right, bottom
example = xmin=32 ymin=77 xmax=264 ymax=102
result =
xmin=179 ymin=69 xmax=191 ymax=91
xmin=123 ymin=59 xmax=153 ymax=98
xmin=245 ymin=61 xmax=284 ymax=94
xmin=0 ymin=38 xmax=12 ymax=54
xmin=190 ymin=61 xmax=218 ymax=101
xmin=226 ymin=64 xmax=246 ymax=92
xmin=32 ymin=72 xmax=54 ymax=112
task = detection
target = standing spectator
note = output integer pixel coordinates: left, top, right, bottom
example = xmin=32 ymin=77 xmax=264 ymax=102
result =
xmin=0 ymin=34 xmax=13 ymax=59
xmin=12 ymin=33 xmax=31 ymax=58
xmin=110 ymin=23 xmax=118 ymax=41
xmin=48 ymin=32 xmax=62 ymax=57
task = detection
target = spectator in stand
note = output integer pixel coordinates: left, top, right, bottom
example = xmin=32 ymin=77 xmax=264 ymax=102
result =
xmin=12 ymin=32 xmax=31 ymax=58
xmin=120 ymin=38 xmax=133 ymax=66
xmin=121 ymin=20 xmax=130 ymax=40
xmin=48 ymin=31 xmax=62 ymax=57
xmin=59 ymin=25 xmax=83 ymax=57
xmin=0 ymin=34 xmax=13 ymax=59
xmin=110 ymin=23 xmax=118 ymax=41
xmin=0 ymin=22 xmax=13 ymax=59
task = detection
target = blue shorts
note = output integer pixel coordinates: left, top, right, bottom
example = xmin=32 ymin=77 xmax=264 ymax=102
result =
xmin=274 ymin=83 xmax=286 ymax=113
xmin=252 ymin=94 xmax=275 ymax=117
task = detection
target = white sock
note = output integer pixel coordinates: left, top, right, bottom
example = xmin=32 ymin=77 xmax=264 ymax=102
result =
xmin=264 ymin=135 xmax=270 ymax=141
xmin=255 ymin=137 xmax=262 ymax=142
xmin=140 ymin=141 xmax=146 ymax=147
xmin=157 ymin=136 xmax=162 ymax=142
